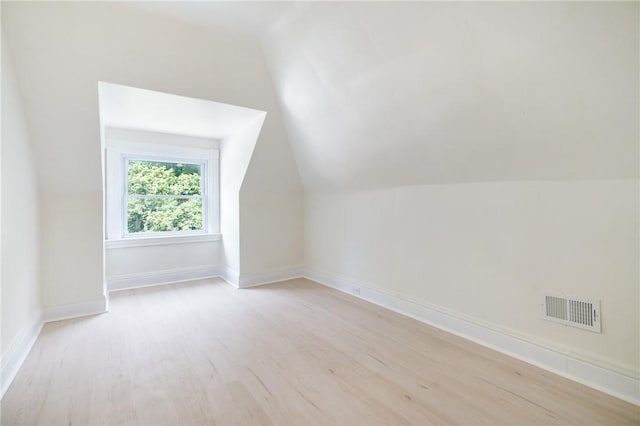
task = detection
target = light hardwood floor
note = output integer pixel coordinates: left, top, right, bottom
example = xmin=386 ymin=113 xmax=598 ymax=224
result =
xmin=1 ymin=278 xmax=638 ymax=425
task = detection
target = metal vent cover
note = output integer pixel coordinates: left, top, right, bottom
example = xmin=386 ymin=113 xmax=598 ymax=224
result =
xmin=540 ymin=291 xmax=601 ymax=333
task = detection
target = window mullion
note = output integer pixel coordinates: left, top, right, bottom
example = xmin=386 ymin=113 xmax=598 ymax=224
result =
xmin=128 ymin=194 xmax=203 ymax=200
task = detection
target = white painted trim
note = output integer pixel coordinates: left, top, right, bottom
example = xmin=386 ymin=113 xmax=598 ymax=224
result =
xmin=107 ymin=265 xmax=219 ymax=292
xmin=105 ymin=233 xmax=221 ymax=249
xmin=105 ymin=138 xmax=219 ymax=240
xmin=304 ymin=269 xmax=640 ymax=406
xmin=42 ymin=297 xmax=108 ymax=323
xmin=220 ymin=265 xmax=240 ymax=288
xmin=239 ymin=267 xmax=303 ymax=288
xmin=1 ymin=314 xmax=43 ymax=399
xmin=105 ymin=127 xmax=220 ymax=150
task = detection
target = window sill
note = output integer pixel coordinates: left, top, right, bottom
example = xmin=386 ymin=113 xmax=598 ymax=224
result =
xmin=105 ymin=233 xmax=221 ymax=249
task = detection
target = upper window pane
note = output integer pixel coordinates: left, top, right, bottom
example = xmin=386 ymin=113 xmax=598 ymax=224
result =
xmin=127 ymin=160 xmax=202 ymax=196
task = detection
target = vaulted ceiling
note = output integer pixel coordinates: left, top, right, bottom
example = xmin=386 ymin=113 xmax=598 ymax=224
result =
xmin=262 ymin=2 xmax=638 ymax=190
xmin=1 ymin=1 xmax=300 ymax=194
xmin=3 ymin=1 xmax=638 ymax=193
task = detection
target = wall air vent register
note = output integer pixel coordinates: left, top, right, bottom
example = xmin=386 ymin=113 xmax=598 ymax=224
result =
xmin=540 ymin=291 xmax=601 ymax=333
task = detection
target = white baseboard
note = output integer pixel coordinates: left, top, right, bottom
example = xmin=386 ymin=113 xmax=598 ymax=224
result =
xmin=304 ymin=269 xmax=640 ymax=406
xmin=107 ymin=265 xmax=219 ymax=292
xmin=220 ymin=265 xmax=240 ymax=288
xmin=1 ymin=314 xmax=43 ymax=399
xmin=107 ymin=263 xmax=303 ymax=291
xmin=42 ymin=297 xmax=108 ymax=323
xmin=239 ymin=267 xmax=303 ymax=288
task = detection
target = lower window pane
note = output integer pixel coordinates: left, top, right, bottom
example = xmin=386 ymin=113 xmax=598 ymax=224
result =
xmin=127 ymin=198 xmax=203 ymax=233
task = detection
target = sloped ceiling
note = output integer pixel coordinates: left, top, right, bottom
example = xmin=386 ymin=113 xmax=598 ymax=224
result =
xmin=98 ymin=82 xmax=266 ymax=140
xmin=1 ymin=1 xmax=300 ymax=194
xmin=3 ymin=1 xmax=638 ymax=194
xmin=125 ymin=1 xmax=293 ymax=37
xmin=261 ymin=2 xmax=639 ymax=190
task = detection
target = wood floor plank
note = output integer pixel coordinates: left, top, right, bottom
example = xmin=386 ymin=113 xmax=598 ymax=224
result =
xmin=1 ymin=278 xmax=638 ymax=425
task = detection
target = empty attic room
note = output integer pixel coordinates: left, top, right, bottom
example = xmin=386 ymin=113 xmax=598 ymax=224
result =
xmin=1 ymin=1 xmax=639 ymax=425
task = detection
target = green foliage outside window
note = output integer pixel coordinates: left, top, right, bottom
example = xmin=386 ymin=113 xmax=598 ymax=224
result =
xmin=127 ymin=161 xmax=204 ymax=233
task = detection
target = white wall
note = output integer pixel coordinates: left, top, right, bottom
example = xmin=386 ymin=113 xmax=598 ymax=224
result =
xmin=1 ymin=39 xmax=41 ymax=394
xmin=39 ymin=192 xmax=105 ymax=310
xmin=240 ymin=189 xmax=303 ymax=284
xmin=106 ymin=242 xmax=221 ymax=291
xmin=220 ymin=114 xmax=265 ymax=284
xmin=238 ymin=113 xmax=304 ymax=284
xmin=304 ymin=179 xmax=639 ymax=379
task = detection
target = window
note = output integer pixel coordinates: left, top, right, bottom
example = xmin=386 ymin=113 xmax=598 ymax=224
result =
xmin=125 ymin=159 xmax=205 ymax=234
xmin=105 ymin=133 xmax=219 ymax=241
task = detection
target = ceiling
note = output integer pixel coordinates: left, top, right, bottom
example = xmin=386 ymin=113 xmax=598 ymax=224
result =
xmin=124 ymin=2 xmax=296 ymax=37
xmin=98 ymin=82 xmax=265 ymax=140
xmin=1 ymin=1 xmax=300 ymax=194
xmin=262 ymin=1 xmax=639 ymax=190
xmin=3 ymin=1 xmax=638 ymax=193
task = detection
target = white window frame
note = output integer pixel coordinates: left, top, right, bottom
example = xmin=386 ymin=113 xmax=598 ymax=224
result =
xmin=105 ymin=138 xmax=219 ymax=242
